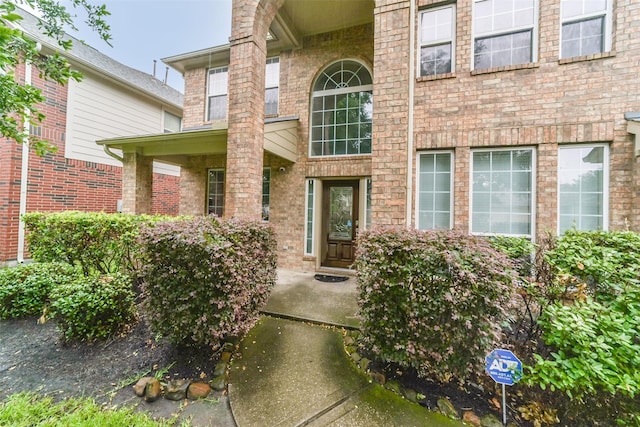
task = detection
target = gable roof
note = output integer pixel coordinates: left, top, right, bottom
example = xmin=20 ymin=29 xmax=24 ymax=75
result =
xmin=14 ymin=7 xmax=183 ymax=110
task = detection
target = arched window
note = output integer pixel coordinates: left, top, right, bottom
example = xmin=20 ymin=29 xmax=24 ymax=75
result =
xmin=310 ymin=60 xmax=373 ymax=156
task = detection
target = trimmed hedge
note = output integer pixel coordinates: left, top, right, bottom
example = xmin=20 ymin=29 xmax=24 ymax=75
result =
xmin=0 ymin=262 xmax=79 ymax=319
xmin=138 ymin=216 xmax=277 ymax=349
xmin=22 ymin=211 xmax=169 ymax=276
xmin=49 ymin=273 xmax=137 ymax=342
xmin=355 ymin=227 xmax=517 ymax=383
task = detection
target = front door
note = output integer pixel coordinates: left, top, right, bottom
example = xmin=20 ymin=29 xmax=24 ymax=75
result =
xmin=322 ymin=180 xmax=359 ymax=268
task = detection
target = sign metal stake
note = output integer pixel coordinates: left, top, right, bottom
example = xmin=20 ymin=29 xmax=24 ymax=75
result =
xmin=502 ymin=383 xmax=507 ymax=425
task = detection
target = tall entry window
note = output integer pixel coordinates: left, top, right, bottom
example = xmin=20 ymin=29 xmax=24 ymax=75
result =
xmin=207 ymin=67 xmax=228 ymax=122
xmin=310 ymin=60 xmax=373 ymax=157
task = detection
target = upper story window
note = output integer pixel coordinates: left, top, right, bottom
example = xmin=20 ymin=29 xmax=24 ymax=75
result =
xmin=265 ymin=58 xmax=280 ymax=116
xmin=419 ymin=5 xmax=456 ymax=76
xmin=310 ymin=60 xmax=373 ymax=157
xmin=473 ymin=0 xmax=537 ymax=70
xmin=560 ymin=0 xmax=612 ymax=59
xmin=207 ymin=66 xmax=228 ymax=122
xmin=163 ymin=111 xmax=182 ymax=133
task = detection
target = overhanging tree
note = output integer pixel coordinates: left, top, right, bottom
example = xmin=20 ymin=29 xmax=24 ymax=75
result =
xmin=0 ymin=0 xmax=110 ymax=155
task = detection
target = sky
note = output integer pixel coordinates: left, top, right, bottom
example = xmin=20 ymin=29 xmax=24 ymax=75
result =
xmin=64 ymin=0 xmax=233 ymax=91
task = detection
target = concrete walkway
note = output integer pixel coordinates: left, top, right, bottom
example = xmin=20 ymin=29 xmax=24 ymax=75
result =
xmin=227 ymin=270 xmax=465 ymax=426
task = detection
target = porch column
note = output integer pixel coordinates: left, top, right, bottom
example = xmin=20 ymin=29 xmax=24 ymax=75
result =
xmin=122 ymin=151 xmax=152 ymax=214
xmin=226 ymin=0 xmax=283 ymax=219
xmin=180 ymin=158 xmax=207 ymax=216
xmin=371 ymin=0 xmax=411 ymax=226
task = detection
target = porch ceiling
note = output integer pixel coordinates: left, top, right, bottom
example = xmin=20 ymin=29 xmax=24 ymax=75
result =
xmin=96 ymin=117 xmax=299 ymax=166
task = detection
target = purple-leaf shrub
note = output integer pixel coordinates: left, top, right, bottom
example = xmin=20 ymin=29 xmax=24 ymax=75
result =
xmin=138 ymin=216 xmax=277 ymax=350
xmin=355 ymin=227 xmax=517 ymax=383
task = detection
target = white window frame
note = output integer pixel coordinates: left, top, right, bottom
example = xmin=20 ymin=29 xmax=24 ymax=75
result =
xmin=557 ymin=143 xmax=609 ymax=234
xmin=418 ymin=4 xmax=456 ymax=77
xmin=262 ymin=167 xmax=271 ymax=221
xmin=309 ymin=59 xmax=373 ymax=157
xmin=304 ymin=179 xmax=317 ymax=256
xmin=207 ymin=168 xmax=225 ymax=217
xmin=469 ymin=147 xmax=536 ymax=238
xmin=416 ymin=151 xmax=454 ymax=230
xmin=163 ymin=110 xmax=182 ymax=133
xmin=559 ymin=0 xmax=612 ymax=59
xmin=472 ymin=0 xmax=539 ymax=70
xmin=206 ymin=66 xmax=228 ymax=122
xmin=265 ymin=57 xmax=280 ymax=116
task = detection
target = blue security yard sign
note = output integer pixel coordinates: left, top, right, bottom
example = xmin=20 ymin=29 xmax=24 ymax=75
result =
xmin=485 ymin=349 xmax=523 ymax=386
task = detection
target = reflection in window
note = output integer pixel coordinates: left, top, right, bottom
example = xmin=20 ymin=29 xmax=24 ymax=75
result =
xmin=471 ymin=149 xmax=534 ymax=236
xmin=207 ymin=67 xmax=228 ymax=122
xmin=560 ymin=0 xmax=611 ymax=59
xmin=262 ymin=168 xmax=270 ymax=221
xmin=265 ymin=58 xmax=279 ymax=116
xmin=207 ymin=169 xmax=225 ymax=217
xmin=310 ymin=60 xmax=373 ymax=156
xmin=558 ymin=145 xmax=608 ymax=233
xmin=419 ymin=5 xmax=455 ymax=76
xmin=473 ymin=0 xmax=536 ymax=70
xmin=304 ymin=179 xmax=315 ymax=255
xmin=417 ymin=152 xmax=453 ymax=230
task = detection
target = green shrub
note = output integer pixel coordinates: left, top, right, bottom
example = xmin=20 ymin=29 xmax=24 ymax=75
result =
xmin=22 ymin=211 xmax=169 ymax=276
xmin=355 ymin=228 xmax=517 ymax=383
xmin=489 ymin=235 xmax=535 ymax=279
xmin=49 ymin=273 xmax=136 ymax=341
xmin=0 ymin=262 xmax=78 ymax=319
xmin=138 ymin=216 xmax=277 ymax=350
xmin=544 ymin=229 xmax=640 ymax=301
xmin=523 ymin=229 xmax=640 ymax=425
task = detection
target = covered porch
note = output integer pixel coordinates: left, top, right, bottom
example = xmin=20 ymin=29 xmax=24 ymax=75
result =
xmin=97 ymin=117 xmax=298 ymax=216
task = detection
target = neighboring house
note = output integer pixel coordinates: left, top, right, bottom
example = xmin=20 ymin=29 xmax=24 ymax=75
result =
xmin=0 ymin=8 xmax=183 ymax=266
xmin=100 ymin=0 xmax=640 ymax=271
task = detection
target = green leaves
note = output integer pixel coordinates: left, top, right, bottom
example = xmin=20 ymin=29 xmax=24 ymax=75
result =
xmin=1 ymin=0 xmax=111 ymax=154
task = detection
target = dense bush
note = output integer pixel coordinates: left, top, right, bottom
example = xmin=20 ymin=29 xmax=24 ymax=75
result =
xmin=22 ymin=211 xmax=168 ymax=276
xmin=49 ymin=273 xmax=136 ymax=341
xmin=543 ymin=229 xmax=640 ymax=301
xmin=0 ymin=262 xmax=78 ymax=319
xmin=355 ymin=228 xmax=517 ymax=383
xmin=138 ymin=216 xmax=277 ymax=350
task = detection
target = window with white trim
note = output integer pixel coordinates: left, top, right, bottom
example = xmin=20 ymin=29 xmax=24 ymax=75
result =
xmin=471 ymin=148 xmax=534 ymax=236
xmin=558 ymin=144 xmax=608 ymax=233
xmin=265 ymin=58 xmax=279 ymax=116
xmin=304 ymin=179 xmax=316 ymax=255
xmin=419 ymin=5 xmax=456 ymax=76
xmin=207 ymin=67 xmax=228 ymax=122
xmin=207 ymin=169 xmax=225 ymax=217
xmin=262 ymin=168 xmax=271 ymax=221
xmin=365 ymin=177 xmax=372 ymax=229
xmin=560 ymin=0 xmax=612 ymax=59
xmin=417 ymin=152 xmax=453 ymax=230
xmin=310 ymin=60 xmax=373 ymax=157
xmin=473 ymin=0 xmax=537 ymax=70
xmin=163 ymin=111 xmax=181 ymax=133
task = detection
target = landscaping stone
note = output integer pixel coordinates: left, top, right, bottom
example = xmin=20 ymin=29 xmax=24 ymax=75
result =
xmin=213 ymin=361 xmax=227 ymax=377
xmin=165 ymin=379 xmax=190 ymax=401
xmin=463 ymin=410 xmax=482 ymax=427
xmin=220 ymin=351 xmax=232 ymax=363
xmin=188 ymin=382 xmax=212 ymax=399
xmin=401 ymin=387 xmax=418 ymax=403
xmin=144 ymin=378 xmax=162 ymax=402
xmin=211 ymin=375 xmax=226 ymax=392
xmin=369 ymin=370 xmax=385 ymax=385
xmin=350 ymin=352 xmax=361 ymax=363
xmin=437 ymin=397 xmax=460 ymax=419
xmin=133 ymin=377 xmax=155 ymax=397
xmin=480 ymin=413 xmax=503 ymax=427
xmin=359 ymin=357 xmax=370 ymax=371
xmin=385 ymin=380 xmax=401 ymax=394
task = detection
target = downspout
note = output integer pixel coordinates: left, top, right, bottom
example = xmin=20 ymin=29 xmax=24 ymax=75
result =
xmin=17 ymin=62 xmax=32 ymax=263
xmin=102 ymin=144 xmax=124 ymax=162
xmin=406 ymin=0 xmax=416 ymax=228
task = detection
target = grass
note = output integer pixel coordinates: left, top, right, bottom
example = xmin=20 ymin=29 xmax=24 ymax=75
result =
xmin=0 ymin=392 xmax=187 ymax=427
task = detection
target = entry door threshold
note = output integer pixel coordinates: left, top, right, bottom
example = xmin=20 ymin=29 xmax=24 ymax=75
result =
xmin=317 ymin=267 xmax=355 ymax=276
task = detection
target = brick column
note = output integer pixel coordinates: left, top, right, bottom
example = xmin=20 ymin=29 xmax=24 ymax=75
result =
xmin=371 ymin=0 xmax=411 ymax=226
xmin=226 ymin=0 xmax=283 ymax=219
xmin=122 ymin=152 xmax=152 ymax=214
xmin=180 ymin=158 xmax=207 ymax=216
